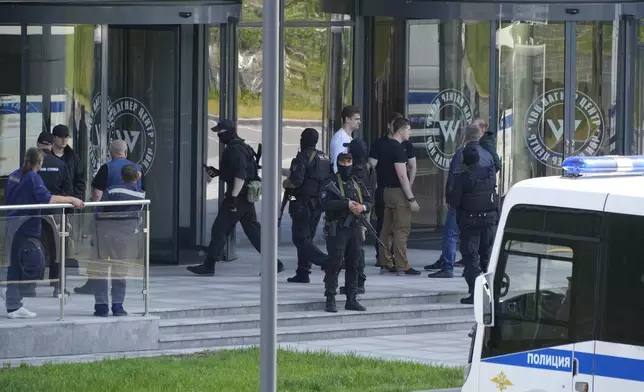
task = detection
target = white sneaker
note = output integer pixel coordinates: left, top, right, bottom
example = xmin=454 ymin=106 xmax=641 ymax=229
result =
xmin=7 ymin=307 xmax=36 ymax=319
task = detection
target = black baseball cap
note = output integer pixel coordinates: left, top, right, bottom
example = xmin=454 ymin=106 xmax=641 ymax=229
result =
xmin=211 ymin=119 xmax=235 ymax=133
xmin=52 ymin=124 xmax=70 ymax=138
xmin=37 ymin=131 xmax=53 ymax=145
xmin=337 ymin=152 xmax=353 ymax=164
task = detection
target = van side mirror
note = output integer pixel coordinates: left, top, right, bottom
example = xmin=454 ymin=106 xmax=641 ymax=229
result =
xmin=474 ymin=272 xmax=494 ymax=326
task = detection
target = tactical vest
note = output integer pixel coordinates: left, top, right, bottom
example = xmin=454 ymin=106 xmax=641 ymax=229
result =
xmin=336 ymin=173 xmax=363 ymax=204
xmin=460 ymin=169 xmax=498 ymax=213
xmin=325 ymin=176 xmax=363 ymax=224
xmin=298 ymin=149 xmax=331 ymax=198
xmin=107 ymin=158 xmax=142 ymax=188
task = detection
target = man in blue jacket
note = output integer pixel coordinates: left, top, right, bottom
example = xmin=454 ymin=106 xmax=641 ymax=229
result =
xmin=93 ymin=164 xmax=146 ymax=317
xmin=74 ymin=139 xmax=144 ymax=294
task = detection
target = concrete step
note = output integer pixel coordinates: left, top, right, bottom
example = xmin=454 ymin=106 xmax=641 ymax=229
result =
xmin=160 ymin=303 xmax=473 ymax=334
xmin=154 ymin=292 xmax=465 ymax=320
xmin=158 ymin=315 xmax=474 ymax=350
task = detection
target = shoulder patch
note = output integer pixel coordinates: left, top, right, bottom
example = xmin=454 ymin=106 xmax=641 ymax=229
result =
xmin=320 ymin=191 xmax=327 ymax=200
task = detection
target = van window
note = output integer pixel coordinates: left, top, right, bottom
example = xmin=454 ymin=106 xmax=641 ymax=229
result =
xmin=602 ymin=213 xmax=644 ymax=345
xmin=482 ymin=206 xmax=600 ymax=359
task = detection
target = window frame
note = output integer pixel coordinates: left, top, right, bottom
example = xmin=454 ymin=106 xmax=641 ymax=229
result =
xmin=482 ymin=205 xmax=603 ymax=359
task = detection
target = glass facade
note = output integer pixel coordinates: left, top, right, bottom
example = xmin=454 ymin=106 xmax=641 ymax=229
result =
xmin=2 ymin=1 xmax=644 ymax=261
xmin=364 ymin=9 xmax=644 ymax=248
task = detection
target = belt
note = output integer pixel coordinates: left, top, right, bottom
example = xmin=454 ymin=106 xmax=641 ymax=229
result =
xmin=382 ymin=185 xmax=401 ymax=189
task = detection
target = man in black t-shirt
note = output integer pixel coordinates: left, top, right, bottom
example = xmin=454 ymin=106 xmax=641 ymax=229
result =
xmin=370 ymin=118 xmax=421 ymax=276
xmin=368 ymin=112 xmax=416 ymax=266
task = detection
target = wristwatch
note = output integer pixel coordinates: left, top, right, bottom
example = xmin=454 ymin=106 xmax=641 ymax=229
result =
xmin=408 ymin=197 xmax=416 ymax=202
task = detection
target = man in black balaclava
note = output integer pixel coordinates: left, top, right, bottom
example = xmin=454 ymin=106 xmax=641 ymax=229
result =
xmin=320 ymin=152 xmax=371 ymax=313
xmin=337 ymin=139 xmax=376 ymax=294
xmin=283 ymin=128 xmax=332 ymax=283
xmin=187 ymin=119 xmax=284 ymax=276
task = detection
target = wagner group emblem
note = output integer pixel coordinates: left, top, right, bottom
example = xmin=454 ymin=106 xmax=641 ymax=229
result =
xmin=88 ymin=93 xmax=113 ymax=176
xmin=525 ymin=88 xmax=605 ymax=168
xmin=107 ymin=97 xmax=157 ymax=175
xmin=424 ymin=89 xmax=473 ymax=171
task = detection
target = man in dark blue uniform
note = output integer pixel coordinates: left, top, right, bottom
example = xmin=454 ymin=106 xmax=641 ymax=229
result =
xmin=4 ymin=148 xmax=83 ymax=318
xmin=321 ymin=152 xmax=371 ymax=313
xmin=339 ymin=138 xmax=376 ymax=294
xmin=187 ymin=119 xmax=284 ymax=276
xmin=284 ymin=128 xmax=331 ymax=283
xmin=447 ymin=146 xmax=498 ymax=304
xmin=74 ymin=139 xmax=144 ymax=295
xmin=93 ymin=164 xmax=146 ymax=317
xmin=427 ymin=124 xmax=496 ymax=279
xmin=35 ymin=131 xmax=74 ymax=297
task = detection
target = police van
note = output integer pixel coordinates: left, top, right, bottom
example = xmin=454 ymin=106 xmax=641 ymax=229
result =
xmin=463 ymin=155 xmax=644 ymax=392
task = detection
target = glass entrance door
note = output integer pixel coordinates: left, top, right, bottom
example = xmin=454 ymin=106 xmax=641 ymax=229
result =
xmin=496 ymin=19 xmax=621 ymax=196
xmin=107 ymin=26 xmax=179 ymax=263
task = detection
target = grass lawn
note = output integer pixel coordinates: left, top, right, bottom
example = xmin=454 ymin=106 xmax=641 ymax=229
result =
xmin=0 ymin=348 xmax=464 ymax=392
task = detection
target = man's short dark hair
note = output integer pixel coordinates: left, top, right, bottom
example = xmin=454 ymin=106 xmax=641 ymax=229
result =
xmin=121 ymin=164 xmax=139 ymax=183
xmin=341 ymin=105 xmax=360 ymax=123
xmin=392 ymin=117 xmax=410 ymax=133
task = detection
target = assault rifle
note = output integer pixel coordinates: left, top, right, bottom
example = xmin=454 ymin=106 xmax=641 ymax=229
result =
xmin=323 ymin=182 xmax=386 ymax=249
xmin=278 ymin=188 xmax=295 ymax=228
xmin=255 ymin=143 xmax=262 ymax=169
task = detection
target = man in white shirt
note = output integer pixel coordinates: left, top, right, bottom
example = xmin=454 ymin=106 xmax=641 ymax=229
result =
xmin=330 ymin=105 xmax=361 ymax=173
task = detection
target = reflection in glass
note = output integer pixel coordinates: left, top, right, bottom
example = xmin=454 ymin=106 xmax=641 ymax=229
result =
xmin=497 ymin=22 xmax=565 ymax=195
xmin=574 ymin=22 xmax=613 ymax=159
xmin=406 ymin=20 xmax=490 ymax=228
xmin=0 ymin=25 xmax=23 ymax=185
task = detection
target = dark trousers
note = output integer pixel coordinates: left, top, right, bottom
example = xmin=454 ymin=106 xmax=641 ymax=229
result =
xmin=6 ymin=233 xmax=45 ymax=312
xmin=325 ymin=225 xmax=361 ymax=297
xmin=458 ymin=213 xmax=496 ymax=294
xmin=207 ymin=199 xmax=279 ymax=267
xmin=94 ymin=224 xmax=138 ymax=312
xmin=290 ymin=198 xmax=327 ymax=274
xmin=93 ymin=261 xmax=128 ymax=311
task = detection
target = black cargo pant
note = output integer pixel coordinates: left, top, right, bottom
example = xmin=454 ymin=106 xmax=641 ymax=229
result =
xmin=458 ymin=211 xmax=497 ymax=294
xmin=206 ymin=198 xmax=281 ymax=268
xmin=290 ymin=198 xmax=327 ymax=274
xmin=325 ymin=223 xmax=361 ymax=297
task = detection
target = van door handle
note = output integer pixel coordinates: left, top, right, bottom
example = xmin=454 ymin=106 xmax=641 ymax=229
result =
xmin=572 ymin=357 xmax=578 ymax=376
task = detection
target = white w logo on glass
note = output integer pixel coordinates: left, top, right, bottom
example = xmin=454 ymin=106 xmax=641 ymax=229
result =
xmin=438 ymin=120 xmax=461 ymax=142
xmin=546 ymin=119 xmax=582 ymax=141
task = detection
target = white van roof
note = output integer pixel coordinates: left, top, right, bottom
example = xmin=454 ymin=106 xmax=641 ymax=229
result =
xmin=504 ymin=174 xmax=644 ymax=216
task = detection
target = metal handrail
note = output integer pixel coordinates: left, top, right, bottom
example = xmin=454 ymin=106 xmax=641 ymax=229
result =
xmin=0 ymin=199 xmax=151 ymax=211
xmin=0 ymin=200 xmax=152 ymax=320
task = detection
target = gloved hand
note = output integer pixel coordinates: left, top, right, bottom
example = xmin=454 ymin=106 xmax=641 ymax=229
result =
xmin=204 ymin=165 xmax=220 ymax=178
xmin=223 ymin=195 xmax=239 ymax=210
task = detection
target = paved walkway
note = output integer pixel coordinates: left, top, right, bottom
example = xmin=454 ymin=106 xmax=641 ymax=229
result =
xmin=279 ymin=331 xmax=470 ymax=367
xmin=0 ymin=245 xmax=467 ymax=322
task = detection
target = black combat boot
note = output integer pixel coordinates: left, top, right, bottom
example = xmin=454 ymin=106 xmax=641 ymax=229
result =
xmin=345 ymin=294 xmax=366 ymax=311
xmin=187 ymin=262 xmax=215 ymax=276
xmin=325 ymin=295 xmax=337 ymax=313
xmin=287 ymin=273 xmax=310 ymax=283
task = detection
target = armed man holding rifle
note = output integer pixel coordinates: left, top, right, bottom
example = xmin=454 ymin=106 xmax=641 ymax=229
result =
xmin=282 ymin=128 xmax=331 ymax=283
xmin=320 ymin=152 xmax=372 ymax=313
